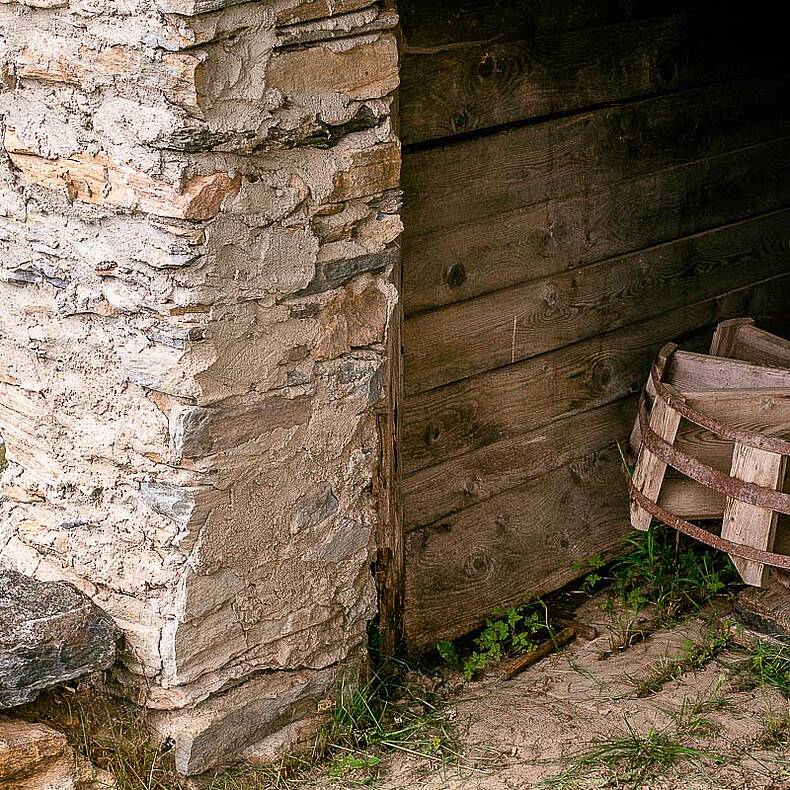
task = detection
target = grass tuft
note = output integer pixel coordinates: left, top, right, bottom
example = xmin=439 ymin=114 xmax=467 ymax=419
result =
xmin=19 ymin=681 xmax=189 ymax=790
xmin=630 ymin=628 xmax=730 ymax=697
xmin=607 ymin=525 xmax=738 ymax=623
xmin=747 ymin=640 xmax=790 ymax=695
xmin=542 ymin=719 xmax=725 ymax=788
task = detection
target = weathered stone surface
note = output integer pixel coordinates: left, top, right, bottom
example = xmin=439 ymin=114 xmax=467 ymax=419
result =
xmin=0 ymin=569 xmax=120 ymax=708
xmin=0 ymin=0 xmax=401 ymax=772
xmin=0 ymin=716 xmax=115 ymax=789
xmin=4 ymin=131 xmax=241 ymax=220
xmin=267 ymin=34 xmax=399 ymax=100
xmin=151 ymin=665 xmax=338 ymax=775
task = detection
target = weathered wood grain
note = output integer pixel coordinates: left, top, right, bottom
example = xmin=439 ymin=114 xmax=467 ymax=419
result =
xmin=671 ymin=391 xmax=790 ymax=474
xmin=405 ymin=209 xmax=790 ymax=394
xmin=710 ymin=318 xmax=757 ymax=360
xmin=402 ymin=76 xmax=790 ymax=237
xmin=373 ymin=253 xmax=404 ymax=658
xmin=666 ymin=350 xmax=790 ymax=392
xmin=658 ymin=477 xmax=725 ymax=519
xmin=723 ymin=444 xmax=786 ymax=586
xmin=403 ymin=397 xmax=636 ymax=532
xmin=398 ymin=0 xmax=685 ymax=47
xmin=639 ymin=389 xmax=790 ymax=522
xmin=630 ymin=395 xmax=682 ymax=531
xmin=404 ymin=137 xmax=790 ymax=315
xmin=404 ymin=446 xmax=629 ymax=647
xmin=712 ymin=320 xmax=790 ymax=369
xmin=737 ymin=582 xmax=790 ymax=636
xmin=401 ymin=13 xmax=783 ymax=145
xmin=402 ymin=271 xmax=790 ymax=476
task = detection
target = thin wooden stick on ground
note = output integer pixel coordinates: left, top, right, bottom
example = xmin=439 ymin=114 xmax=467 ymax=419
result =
xmin=499 ymin=627 xmax=577 ymax=679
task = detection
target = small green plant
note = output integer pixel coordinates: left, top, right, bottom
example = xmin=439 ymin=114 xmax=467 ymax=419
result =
xmin=436 ymin=640 xmax=460 ymax=669
xmin=572 ymin=554 xmax=605 ymax=596
xmin=459 ymin=602 xmax=552 ymax=680
xmin=746 ymin=640 xmax=790 ymax=695
xmin=608 ymin=525 xmax=738 ymax=623
xmin=326 ymin=752 xmax=381 ymax=783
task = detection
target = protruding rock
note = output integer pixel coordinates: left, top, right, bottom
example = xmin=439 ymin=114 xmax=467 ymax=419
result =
xmin=0 ymin=568 xmax=121 ymax=709
xmin=0 ymin=716 xmax=115 ymax=789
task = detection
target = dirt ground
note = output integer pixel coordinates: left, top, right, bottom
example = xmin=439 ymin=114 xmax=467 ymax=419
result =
xmin=363 ymin=600 xmax=790 ymax=790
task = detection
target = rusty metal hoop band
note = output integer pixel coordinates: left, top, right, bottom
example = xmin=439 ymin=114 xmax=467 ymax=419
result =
xmin=637 ymin=397 xmax=790 ymax=515
xmin=628 ymin=480 xmax=790 ymax=570
xmin=629 ymin=344 xmax=790 ymax=569
xmin=649 ymin=364 xmax=790 ymax=456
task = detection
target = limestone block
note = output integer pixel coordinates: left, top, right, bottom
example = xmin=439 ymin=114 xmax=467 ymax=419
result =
xmin=276 ymin=0 xmax=377 ymax=25
xmin=267 ymin=34 xmax=399 ymax=101
xmin=159 ymin=3 xmax=276 ymax=50
xmin=0 ymin=568 xmax=120 ymax=708
xmin=169 ymin=395 xmax=313 ymax=459
xmin=330 ymin=142 xmax=401 ymax=202
xmin=4 ymin=131 xmax=241 ymax=220
xmin=276 ymin=9 xmax=398 ymax=48
xmin=12 ymin=34 xmax=205 ymax=115
xmin=150 ymin=665 xmax=337 ymax=775
xmin=301 ymin=244 xmax=399 ymax=296
xmin=155 ymin=0 xmax=248 ymax=13
xmin=0 ymin=716 xmax=116 ymax=789
xmin=313 ymin=277 xmax=391 ymax=360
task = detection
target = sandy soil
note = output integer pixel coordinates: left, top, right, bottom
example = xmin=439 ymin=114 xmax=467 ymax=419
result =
xmin=365 ymin=601 xmax=789 ymax=790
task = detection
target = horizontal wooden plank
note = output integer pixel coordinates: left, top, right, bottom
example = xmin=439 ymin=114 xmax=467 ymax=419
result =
xmin=402 ymin=76 xmax=790 ymax=237
xmin=404 ymin=209 xmax=790 ymax=394
xmin=404 ymin=445 xmax=629 ymax=646
xmin=402 ymin=271 xmax=790 ymax=475
xmin=401 ymin=12 xmax=784 ymax=146
xmin=404 ymin=137 xmax=790 ymax=315
xmin=713 ymin=321 xmax=790 ymax=369
xmin=404 ymin=397 xmax=636 ymax=531
xmin=667 ymin=351 xmax=790 ymax=392
xmin=398 ymin=0 xmax=685 ymax=47
xmin=658 ymin=477 xmax=725 ymax=519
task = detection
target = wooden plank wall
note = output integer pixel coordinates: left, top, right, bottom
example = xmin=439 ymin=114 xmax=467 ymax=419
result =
xmin=398 ymin=0 xmax=790 ymax=648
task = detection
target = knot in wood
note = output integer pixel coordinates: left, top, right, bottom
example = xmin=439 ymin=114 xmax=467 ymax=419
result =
xmin=423 ymin=423 xmax=442 ymax=446
xmin=476 ymin=51 xmax=495 ymax=79
xmin=445 ymin=262 xmax=467 ymax=288
xmin=464 ymin=548 xmax=494 ymax=579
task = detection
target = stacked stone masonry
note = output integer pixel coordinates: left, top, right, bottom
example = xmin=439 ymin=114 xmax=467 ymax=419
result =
xmin=0 ymin=0 xmax=401 ymax=774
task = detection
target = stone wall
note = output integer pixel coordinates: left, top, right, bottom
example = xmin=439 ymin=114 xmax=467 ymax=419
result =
xmin=0 ymin=0 xmax=401 ymax=774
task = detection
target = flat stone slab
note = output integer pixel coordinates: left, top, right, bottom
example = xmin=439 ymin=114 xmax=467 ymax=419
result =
xmin=0 ymin=567 xmax=120 ymax=708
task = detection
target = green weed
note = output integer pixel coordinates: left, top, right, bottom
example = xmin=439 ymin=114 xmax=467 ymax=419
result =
xmin=436 ymin=640 xmax=460 ymax=669
xmin=571 ymin=554 xmax=605 ymax=596
xmin=744 ymin=640 xmax=790 ymax=695
xmin=607 ymin=525 xmax=738 ymax=623
xmin=437 ymin=601 xmax=554 ymax=680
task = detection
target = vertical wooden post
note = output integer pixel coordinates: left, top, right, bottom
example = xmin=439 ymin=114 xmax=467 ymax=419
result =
xmin=629 ymin=343 xmax=677 ymax=456
xmin=722 ymin=443 xmax=787 ymax=586
xmin=630 ymin=393 xmax=682 ymax=531
xmin=373 ymin=248 xmax=405 ymax=660
xmin=709 ymin=317 xmax=756 ymax=359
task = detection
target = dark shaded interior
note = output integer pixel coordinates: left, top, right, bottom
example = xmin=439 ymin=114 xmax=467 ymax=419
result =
xmin=396 ymin=0 xmax=790 ymax=648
